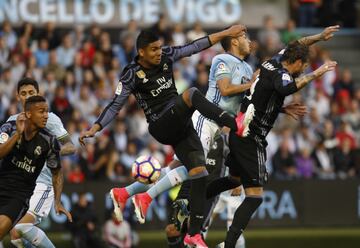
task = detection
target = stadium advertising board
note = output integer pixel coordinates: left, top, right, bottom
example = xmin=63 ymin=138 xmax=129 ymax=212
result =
xmin=42 ymin=180 xmax=360 ymax=232
xmin=0 ymin=0 xmax=288 ymax=28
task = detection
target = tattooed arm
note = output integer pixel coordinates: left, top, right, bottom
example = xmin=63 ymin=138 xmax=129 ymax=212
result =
xmin=298 ymin=25 xmax=339 ymax=46
xmin=58 ymin=135 xmax=76 ymax=156
xmin=52 ymin=167 xmax=72 ymax=222
xmin=295 ymin=61 xmax=337 ymax=90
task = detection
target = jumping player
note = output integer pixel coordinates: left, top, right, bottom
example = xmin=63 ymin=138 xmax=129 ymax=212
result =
xmin=79 ymin=25 xmax=248 ymax=247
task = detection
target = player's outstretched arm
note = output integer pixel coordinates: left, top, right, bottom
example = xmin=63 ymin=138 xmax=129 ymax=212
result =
xmin=298 ymin=25 xmax=340 ymax=46
xmin=208 ymin=24 xmax=247 ymax=45
xmin=295 ymin=61 xmax=337 ymax=90
xmin=0 ymin=113 xmax=25 ymax=159
xmin=166 ymin=24 xmax=246 ymax=62
xmin=51 ymin=168 xmax=73 ymax=222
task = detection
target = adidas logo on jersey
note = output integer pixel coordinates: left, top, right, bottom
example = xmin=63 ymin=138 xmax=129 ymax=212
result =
xmin=262 ymin=61 xmax=276 ymax=71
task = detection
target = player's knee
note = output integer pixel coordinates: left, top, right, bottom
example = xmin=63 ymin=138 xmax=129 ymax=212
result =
xmin=188 ymin=166 xmax=208 ymax=178
xmin=10 ymin=227 xmax=21 ymax=239
xmin=244 ymin=187 xmax=263 ymax=197
xmin=182 ymin=87 xmax=199 ymax=106
xmin=165 ymin=224 xmax=180 ymax=237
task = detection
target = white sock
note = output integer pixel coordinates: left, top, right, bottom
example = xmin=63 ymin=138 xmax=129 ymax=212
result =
xmin=15 ymin=224 xmax=55 ymax=248
xmin=11 ymin=239 xmax=24 ymax=248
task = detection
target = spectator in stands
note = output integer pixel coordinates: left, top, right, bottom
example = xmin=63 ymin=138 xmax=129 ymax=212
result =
xmin=115 ymin=33 xmax=136 ymax=68
xmin=51 ymin=84 xmax=74 ymax=125
xmin=257 ymin=15 xmax=281 ymax=49
xmin=68 ymin=164 xmax=85 ymax=184
xmin=0 ymin=21 xmax=17 ymax=49
xmin=44 ymin=50 xmax=66 ymax=81
xmin=0 ymin=36 xmax=10 ymax=70
xmin=281 ymin=19 xmax=301 ymax=45
xmin=152 ymin=14 xmax=172 ymax=45
xmin=334 ymin=137 xmax=355 ymax=179
xmin=69 ymin=192 xmax=104 ymax=248
xmin=77 ymin=84 xmax=98 ymax=122
xmin=312 ymin=138 xmax=336 ymax=179
xmin=120 ymin=142 xmax=138 ymax=170
xmin=192 ymin=68 xmax=209 ymax=95
xmin=187 ymin=22 xmax=207 ymax=41
xmin=120 ymin=19 xmax=140 ymax=43
xmin=112 ymin=120 xmax=128 ymax=153
xmin=99 ymin=32 xmax=114 ymax=70
xmin=10 ymin=53 xmax=26 ymax=83
xmin=296 ymin=148 xmax=315 ymax=179
xmin=172 ymin=23 xmax=186 ymax=46
xmin=272 ymin=139 xmax=298 ymax=180
xmin=34 ymin=38 xmax=50 ymax=68
xmin=334 ymin=68 xmax=354 ymax=98
xmin=80 ymin=39 xmax=96 ymax=68
xmin=57 ymin=33 xmax=76 ymax=68
xmin=40 ymin=21 xmax=61 ymax=49
xmin=297 ymin=0 xmax=321 ymax=27
xmin=103 ymin=213 xmax=132 ymax=248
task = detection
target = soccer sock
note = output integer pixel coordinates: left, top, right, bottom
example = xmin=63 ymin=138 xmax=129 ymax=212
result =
xmin=167 ymin=236 xmax=184 ymax=248
xmin=190 ymin=88 xmax=237 ymax=130
xmin=188 ymin=176 xmax=207 ymax=236
xmin=225 ymin=196 xmax=263 ymax=248
xmin=206 ymin=176 xmax=241 ymax=199
xmin=15 ymin=224 xmax=55 ymax=248
xmin=126 ymin=167 xmax=170 ymax=196
xmin=148 ymin=166 xmax=188 ymax=199
xmin=10 ymin=239 xmax=24 ymax=248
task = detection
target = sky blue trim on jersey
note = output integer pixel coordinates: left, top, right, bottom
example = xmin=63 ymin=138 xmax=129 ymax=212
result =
xmin=195 ymin=114 xmax=205 ymax=139
xmin=34 ymin=186 xmax=51 ymax=213
xmin=226 ymin=52 xmax=244 ymax=62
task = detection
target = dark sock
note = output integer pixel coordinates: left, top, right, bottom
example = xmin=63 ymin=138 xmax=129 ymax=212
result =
xmin=188 ymin=176 xmax=207 ymax=236
xmin=191 ymin=89 xmax=237 ymax=130
xmin=167 ymin=236 xmax=184 ymax=248
xmin=206 ymin=176 xmax=241 ymax=199
xmin=225 ymin=196 xmax=263 ymax=248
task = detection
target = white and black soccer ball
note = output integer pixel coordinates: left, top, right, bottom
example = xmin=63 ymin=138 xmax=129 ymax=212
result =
xmin=131 ymin=155 xmax=162 ymax=184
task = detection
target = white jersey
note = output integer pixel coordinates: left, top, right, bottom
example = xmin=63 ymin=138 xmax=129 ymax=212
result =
xmin=207 ymin=53 xmax=253 ymax=115
xmin=7 ymin=112 xmax=68 ymax=186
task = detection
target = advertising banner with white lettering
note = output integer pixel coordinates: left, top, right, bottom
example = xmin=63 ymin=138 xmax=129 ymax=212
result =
xmin=0 ymin=0 xmax=288 ymax=28
xmin=41 ymin=180 xmax=360 ymax=232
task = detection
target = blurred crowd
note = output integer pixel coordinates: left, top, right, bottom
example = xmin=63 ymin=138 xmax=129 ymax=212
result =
xmin=0 ymin=13 xmax=359 ymax=187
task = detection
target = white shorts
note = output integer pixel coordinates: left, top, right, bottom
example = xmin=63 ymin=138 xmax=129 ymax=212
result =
xmin=28 ymin=183 xmax=54 ymax=222
xmin=174 ymin=111 xmax=220 ymax=161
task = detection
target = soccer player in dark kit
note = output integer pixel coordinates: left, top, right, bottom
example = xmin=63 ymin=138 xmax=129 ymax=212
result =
xmin=0 ymin=96 xmax=72 ymax=241
xmin=79 ymin=24 xmax=248 ymax=247
xmin=208 ymin=25 xmax=339 ymax=248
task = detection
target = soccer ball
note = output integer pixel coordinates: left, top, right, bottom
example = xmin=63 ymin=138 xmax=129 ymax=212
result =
xmin=131 ymin=155 xmax=162 ymax=184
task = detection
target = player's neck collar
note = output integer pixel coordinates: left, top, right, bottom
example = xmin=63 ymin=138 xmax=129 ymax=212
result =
xmin=226 ymin=52 xmax=243 ymax=62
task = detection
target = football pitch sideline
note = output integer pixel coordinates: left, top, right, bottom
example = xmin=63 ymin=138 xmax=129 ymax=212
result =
xmin=2 ymin=228 xmax=360 ymax=248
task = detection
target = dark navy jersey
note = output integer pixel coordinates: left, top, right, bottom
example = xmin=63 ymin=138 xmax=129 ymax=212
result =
xmin=241 ymin=49 xmax=298 ymax=146
xmin=96 ymin=36 xmax=211 ymax=127
xmin=0 ymin=121 xmax=61 ymax=199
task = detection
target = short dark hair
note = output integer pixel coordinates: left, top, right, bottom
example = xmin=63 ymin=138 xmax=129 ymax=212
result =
xmin=136 ymin=29 xmax=160 ymax=51
xmin=220 ymin=26 xmax=232 ymax=52
xmin=281 ymin=41 xmax=309 ymax=64
xmin=17 ymin=77 xmax=39 ymax=93
xmin=25 ymin=95 xmax=46 ymax=111
xmin=220 ymin=36 xmax=232 ymax=52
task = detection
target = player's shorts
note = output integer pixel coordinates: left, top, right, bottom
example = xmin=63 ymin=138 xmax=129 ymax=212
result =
xmin=149 ymin=95 xmax=205 ymax=170
xmin=173 ymin=111 xmax=221 ymax=162
xmin=0 ymin=194 xmax=29 ymax=226
xmin=226 ymin=133 xmax=268 ymax=188
xmin=28 ymin=183 xmax=54 ymax=223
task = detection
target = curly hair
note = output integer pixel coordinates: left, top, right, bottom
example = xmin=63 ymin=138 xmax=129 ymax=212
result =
xmin=280 ymin=41 xmax=309 ymax=64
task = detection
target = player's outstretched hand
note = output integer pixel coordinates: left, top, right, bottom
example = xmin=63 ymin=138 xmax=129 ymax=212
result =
xmin=79 ymin=130 xmax=95 ymax=147
xmin=16 ymin=112 xmax=26 ymax=135
xmin=55 ymin=203 xmax=73 ymax=222
xmin=283 ymin=103 xmax=308 ymax=121
xmin=226 ymin=24 xmax=247 ymax=38
xmin=315 ymin=61 xmax=337 ymax=77
xmin=320 ymin=25 xmax=340 ymax=41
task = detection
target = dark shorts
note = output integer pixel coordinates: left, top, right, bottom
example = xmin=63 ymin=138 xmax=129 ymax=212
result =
xmin=0 ymin=194 xmax=29 ymax=226
xmin=149 ymin=95 xmax=205 ymax=170
xmin=226 ymin=132 xmax=268 ymax=188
